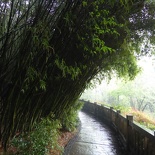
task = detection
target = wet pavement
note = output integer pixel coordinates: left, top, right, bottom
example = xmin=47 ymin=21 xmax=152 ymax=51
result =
xmin=66 ymin=111 xmax=125 ymax=155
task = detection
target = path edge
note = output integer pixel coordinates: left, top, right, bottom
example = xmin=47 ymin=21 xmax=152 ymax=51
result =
xmin=63 ymin=119 xmax=81 ymax=155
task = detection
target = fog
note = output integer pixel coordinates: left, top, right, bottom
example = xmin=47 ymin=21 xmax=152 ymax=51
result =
xmin=80 ymin=56 xmax=155 ymax=112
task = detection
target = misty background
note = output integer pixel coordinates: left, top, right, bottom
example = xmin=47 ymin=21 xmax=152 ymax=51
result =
xmin=80 ymin=56 xmax=155 ymax=117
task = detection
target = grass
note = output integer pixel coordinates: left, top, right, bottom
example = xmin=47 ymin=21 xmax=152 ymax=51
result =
xmin=129 ymin=109 xmax=155 ymax=130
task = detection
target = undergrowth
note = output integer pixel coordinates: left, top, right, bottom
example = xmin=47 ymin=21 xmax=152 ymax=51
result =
xmin=59 ymin=101 xmax=84 ymax=131
xmin=130 ymin=109 xmax=155 ymax=130
xmin=11 ymin=116 xmax=61 ymax=155
xmin=10 ymin=101 xmax=83 ymax=154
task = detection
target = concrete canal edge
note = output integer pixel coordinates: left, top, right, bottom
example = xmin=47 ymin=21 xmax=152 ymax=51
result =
xmin=81 ymin=101 xmax=129 ymax=153
xmin=63 ymin=119 xmax=81 ymax=155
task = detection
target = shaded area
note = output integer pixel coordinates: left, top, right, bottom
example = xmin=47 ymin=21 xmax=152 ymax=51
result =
xmin=67 ymin=111 xmax=126 ymax=155
xmin=0 ymin=0 xmax=146 ymax=149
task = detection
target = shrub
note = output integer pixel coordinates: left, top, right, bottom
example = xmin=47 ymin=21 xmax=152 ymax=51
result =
xmin=11 ymin=101 xmax=83 ymax=154
xmin=130 ymin=109 xmax=155 ymax=130
xmin=59 ymin=101 xmax=84 ymax=131
xmin=113 ymin=103 xmax=131 ymax=114
xmin=11 ymin=116 xmax=61 ymax=155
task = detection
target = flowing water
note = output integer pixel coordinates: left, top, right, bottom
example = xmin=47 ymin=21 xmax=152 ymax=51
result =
xmin=67 ymin=111 xmax=125 ymax=155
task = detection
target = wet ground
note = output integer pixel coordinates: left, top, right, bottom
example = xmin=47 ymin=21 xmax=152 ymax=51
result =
xmin=66 ymin=111 xmax=125 ymax=155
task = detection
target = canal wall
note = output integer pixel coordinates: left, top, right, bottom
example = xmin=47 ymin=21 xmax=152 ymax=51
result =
xmin=81 ymin=100 xmax=155 ymax=155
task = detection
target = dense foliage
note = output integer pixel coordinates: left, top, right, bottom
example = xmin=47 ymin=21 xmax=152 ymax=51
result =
xmin=0 ymin=0 xmax=154 ymax=151
xmin=11 ymin=117 xmax=61 ymax=155
xmin=9 ymin=100 xmax=83 ymax=154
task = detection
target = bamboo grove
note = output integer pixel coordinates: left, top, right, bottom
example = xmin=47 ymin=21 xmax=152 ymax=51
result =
xmin=0 ymin=0 xmax=153 ymax=151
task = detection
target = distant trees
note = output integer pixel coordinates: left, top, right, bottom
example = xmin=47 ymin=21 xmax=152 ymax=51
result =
xmin=108 ymin=81 xmax=155 ymax=112
xmin=108 ymin=57 xmax=155 ymax=112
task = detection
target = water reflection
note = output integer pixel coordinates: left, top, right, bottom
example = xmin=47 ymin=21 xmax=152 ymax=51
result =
xmin=68 ymin=111 xmax=123 ymax=155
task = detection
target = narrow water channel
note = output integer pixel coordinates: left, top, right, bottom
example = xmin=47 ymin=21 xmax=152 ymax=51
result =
xmin=67 ymin=111 xmax=125 ymax=155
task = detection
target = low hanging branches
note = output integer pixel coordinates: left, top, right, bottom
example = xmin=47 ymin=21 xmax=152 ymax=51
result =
xmin=0 ymin=0 xmax=149 ymax=151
